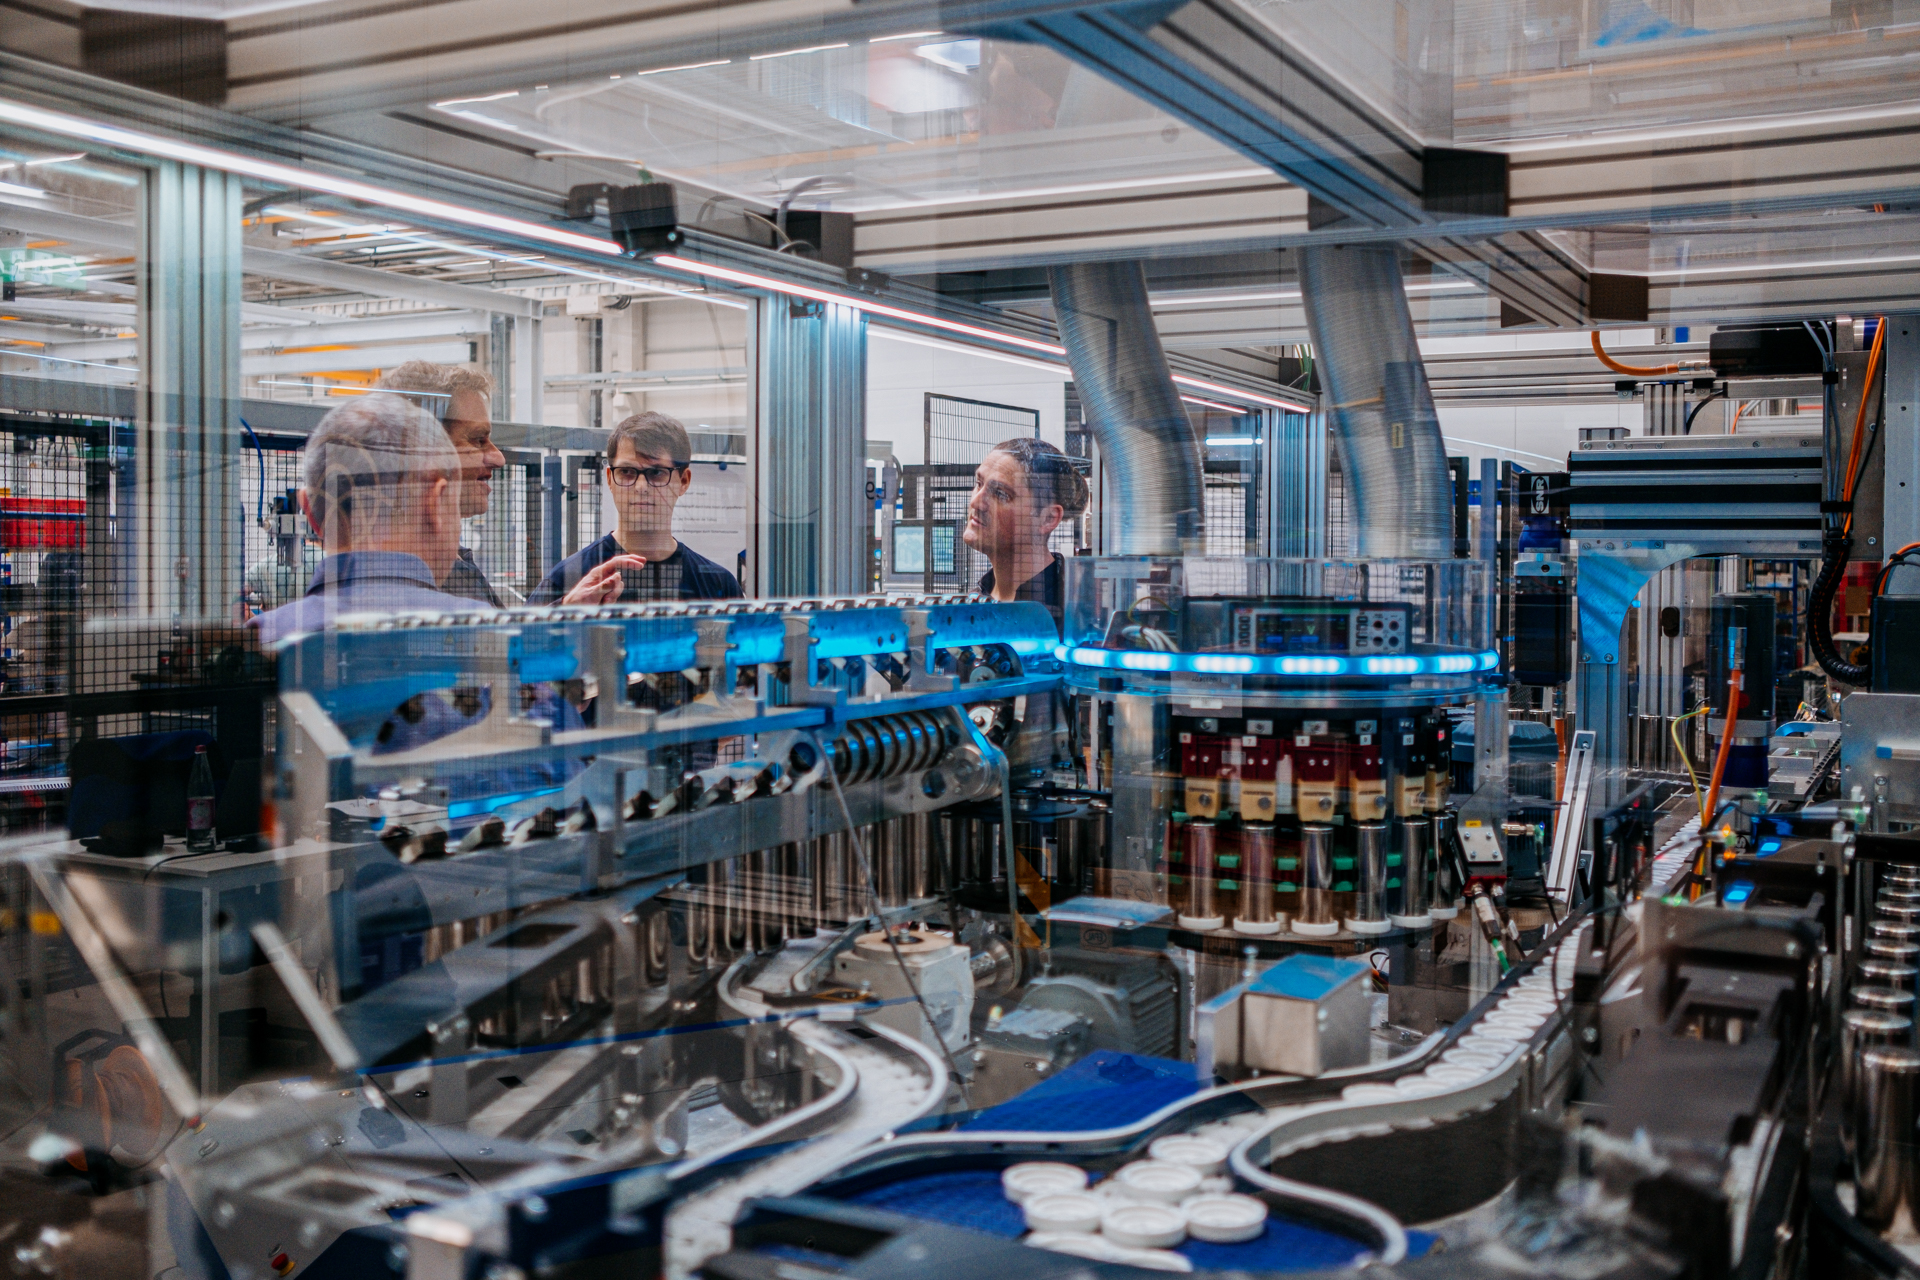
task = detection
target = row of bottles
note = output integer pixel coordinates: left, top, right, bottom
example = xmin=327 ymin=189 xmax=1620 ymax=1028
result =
xmin=1165 ymin=813 xmax=1467 ymax=938
xmin=1176 ymin=713 xmax=1453 ymax=823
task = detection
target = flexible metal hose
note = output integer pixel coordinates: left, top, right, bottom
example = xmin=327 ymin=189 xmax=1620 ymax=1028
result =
xmin=1297 ymin=245 xmax=1453 ymax=559
xmin=1047 ymin=260 xmax=1204 ymax=555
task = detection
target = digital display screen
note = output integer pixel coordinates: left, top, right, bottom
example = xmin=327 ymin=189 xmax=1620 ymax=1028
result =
xmin=1249 ymin=611 xmax=1348 ymax=652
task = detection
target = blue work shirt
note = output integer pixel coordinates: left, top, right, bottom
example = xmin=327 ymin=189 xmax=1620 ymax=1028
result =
xmin=252 ymin=551 xmax=487 ymax=645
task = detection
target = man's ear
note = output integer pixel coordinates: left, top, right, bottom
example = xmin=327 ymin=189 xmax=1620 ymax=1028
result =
xmin=1039 ymin=503 xmax=1065 ymax=539
xmin=429 ymin=476 xmax=457 ymax=531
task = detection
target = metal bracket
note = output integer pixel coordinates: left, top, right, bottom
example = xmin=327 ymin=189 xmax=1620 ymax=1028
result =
xmin=1547 ymin=729 xmax=1597 ymax=900
xmin=902 ymin=608 xmax=957 ymax=694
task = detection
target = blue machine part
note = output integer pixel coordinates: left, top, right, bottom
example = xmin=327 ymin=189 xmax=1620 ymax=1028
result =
xmin=1248 ymin=953 xmax=1372 ymax=1001
xmin=959 ymin=1051 xmax=1202 ymax=1133
xmin=850 ymin=1050 xmax=1438 ymax=1270
xmin=842 ymin=1169 xmax=1413 ymax=1271
xmin=1723 ymin=880 xmax=1756 ymax=906
xmin=278 ymin=599 xmax=1061 ymax=736
xmin=1725 ymin=742 xmax=1769 ymax=788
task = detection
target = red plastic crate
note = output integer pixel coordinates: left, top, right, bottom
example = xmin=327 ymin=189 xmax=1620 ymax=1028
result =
xmin=0 ymin=498 xmax=84 ymax=551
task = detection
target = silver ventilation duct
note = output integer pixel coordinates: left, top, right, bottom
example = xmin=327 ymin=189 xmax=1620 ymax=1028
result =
xmin=1047 ymin=261 xmax=1204 ymax=556
xmin=1297 ymin=244 xmax=1453 ymax=560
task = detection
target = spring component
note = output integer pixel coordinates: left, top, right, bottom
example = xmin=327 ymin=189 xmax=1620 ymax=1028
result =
xmin=818 ymin=711 xmax=958 ymax=785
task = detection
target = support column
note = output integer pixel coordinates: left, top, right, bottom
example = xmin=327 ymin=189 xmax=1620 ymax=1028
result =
xmin=514 ymin=315 xmax=542 ymax=426
xmin=753 ymin=299 xmax=866 ymax=598
xmin=1265 ymin=407 xmax=1325 ymax=558
xmin=1884 ymin=315 xmax=1920 ymax=596
xmin=137 ymin=160 xmax=241 ymax=619
xmin=1471 ymin=457 xmax=1508 ymax=800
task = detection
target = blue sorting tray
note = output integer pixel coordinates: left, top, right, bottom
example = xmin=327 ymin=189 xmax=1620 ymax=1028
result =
xmin=959 ymin=1051 xmax=1204 ymax=1133
xmin=845 ymin=1169 xmax=1412 ymax=1272
xmin=852 ymin=1052 xmax=1433 ymax=1271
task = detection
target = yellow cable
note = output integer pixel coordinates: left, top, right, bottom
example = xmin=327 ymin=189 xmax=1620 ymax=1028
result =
xmin=1670 ymin=706 xmax=1710 ymax=825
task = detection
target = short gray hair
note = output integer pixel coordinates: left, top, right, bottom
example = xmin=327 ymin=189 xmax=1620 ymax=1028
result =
xmin=303 ymin=393 xmax=459 ymax=543
xmin=375 ymin=360 xmax=495 ymax=421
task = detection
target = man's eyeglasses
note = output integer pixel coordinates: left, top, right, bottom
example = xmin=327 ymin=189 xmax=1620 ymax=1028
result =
xmin=608 ymin=464 xmax=684 ymax=488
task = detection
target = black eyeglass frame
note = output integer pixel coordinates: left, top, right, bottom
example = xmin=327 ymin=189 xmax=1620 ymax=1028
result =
xmin=606 ymin=463 xmax=688 ymax=489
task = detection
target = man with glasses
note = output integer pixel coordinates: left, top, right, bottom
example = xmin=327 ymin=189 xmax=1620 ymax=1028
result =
xmin=374 ymin=360 xmax=514 ymax=606
xmin=530 ymin=411 xmax=742 ymax=604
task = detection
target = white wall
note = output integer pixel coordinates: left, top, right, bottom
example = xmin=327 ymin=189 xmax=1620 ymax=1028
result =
xmin=1435 ymin=401 xmax=1643 ymax=475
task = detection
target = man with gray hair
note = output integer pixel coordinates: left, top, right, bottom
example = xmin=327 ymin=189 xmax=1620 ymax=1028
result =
xmin=375 ymin=359 xmax=510 ymax=605
xmin=253 ymin=392 xmax=481 ymax=644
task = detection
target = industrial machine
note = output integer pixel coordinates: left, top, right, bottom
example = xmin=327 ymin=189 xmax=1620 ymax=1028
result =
xmin=2 ymin=536 xmax=1902 ymax=1280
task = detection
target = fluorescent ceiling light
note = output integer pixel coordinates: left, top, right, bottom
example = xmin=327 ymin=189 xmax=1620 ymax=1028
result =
xmin=24 ymin=153 xmax=85 ymax=166
xmin=870 ymin=30 xmax=942 ymax=42
xmin=655 ymin=253 xmax=1068 ymax=356
xmin=1183 ymin=397 xmax=1242 ymax=413
xmin=0 ymin=181 xmax=48 ymax=199
xmin=749 ymin=43 xmax=848 ymax=60
xmin=1205 ymin=435 xmax=1259 ymax=445
xmin=433 ymin=91 xmax=519 ymax=107
xmin=869 ymin=326 xmax=1069 ymax=376
xmin=638 ymin=60 xmax=731 ymax=75
xmin=654 ymin=253 xmax=1312 ymax=411
xmin=854 ymin=167 xmax=1271 ymax=214
xmin=1645 ymin=252 xmax=1920 ymax=279
xmin=0 ymin=96 xmax=623 ymax=258
xmin=1171 ymin=373 xmax=1308 ymax=412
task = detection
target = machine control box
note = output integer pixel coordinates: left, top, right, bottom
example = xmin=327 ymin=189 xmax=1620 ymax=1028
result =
xmin=1181 ymin=597 xmax=1411 ymax=655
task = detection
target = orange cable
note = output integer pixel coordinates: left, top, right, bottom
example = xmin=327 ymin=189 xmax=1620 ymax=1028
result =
xmin=1729 ymin=401 xmax=1745 ymax=434
xmin=1591 ymin=330 xmax=1680 ymax=376
xmin=1700 ymin=671 xmax=1742 ymax=834
xmin=1842 ymin=317 xmax=1888 ymax=534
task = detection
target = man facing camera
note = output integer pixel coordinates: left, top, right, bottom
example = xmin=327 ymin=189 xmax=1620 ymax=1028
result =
xmin=531 ymin=411 xmax=742 ymax=605
xmin=253 ymin=393 xmax=480 ymax=645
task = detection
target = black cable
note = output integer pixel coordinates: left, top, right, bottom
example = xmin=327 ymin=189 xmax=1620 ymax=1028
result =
xmin=1682 ymin=387 xmax=1727 ymax=435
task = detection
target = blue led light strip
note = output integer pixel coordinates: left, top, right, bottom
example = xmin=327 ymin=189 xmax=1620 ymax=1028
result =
xmin=1053 ymin=645 xmax=1501 ymax=677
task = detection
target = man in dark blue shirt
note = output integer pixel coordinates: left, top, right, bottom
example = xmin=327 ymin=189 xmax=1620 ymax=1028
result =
xmin=530 ymin=410 xmax=743 ymax=605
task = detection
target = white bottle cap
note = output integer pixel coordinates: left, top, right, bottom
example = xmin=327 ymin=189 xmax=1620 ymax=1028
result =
xmin=1023 ymin=1191 xmax=1104 ymax=1235
xmin=1182 ymin=1193 xmax=1268 ymax=1244
xmin=1147 ymin=1134 xmax=1230 ymax=1175
xmin=1101 ymin=1202 xmax=1187 ymax=1249
xmin=1002 ymin=1162 xmax=1088 ymax=1204
xmin=1116 ymin=1160 xmax=1205 ymax=1203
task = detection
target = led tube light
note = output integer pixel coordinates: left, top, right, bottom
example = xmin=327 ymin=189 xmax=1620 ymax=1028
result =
xmin=1055 ymin=645 xmax=1501 ymax=678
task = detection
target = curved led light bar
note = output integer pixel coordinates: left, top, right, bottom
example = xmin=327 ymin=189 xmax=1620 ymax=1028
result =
xmin=1055 ymin=645 xmax=1501 ymax=677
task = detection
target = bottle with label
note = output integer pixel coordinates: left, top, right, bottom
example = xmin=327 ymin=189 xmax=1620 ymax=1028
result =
xmin=186 ymin=744 xmax=216 ymax=852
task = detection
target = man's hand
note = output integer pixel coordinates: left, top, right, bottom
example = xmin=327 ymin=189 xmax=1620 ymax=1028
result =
xmin=561 ymin=554 xmax=647 ymax=605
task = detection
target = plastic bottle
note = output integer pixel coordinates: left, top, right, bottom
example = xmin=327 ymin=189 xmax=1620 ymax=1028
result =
xmin=187 ymin=745 xmax=216 ymax=852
